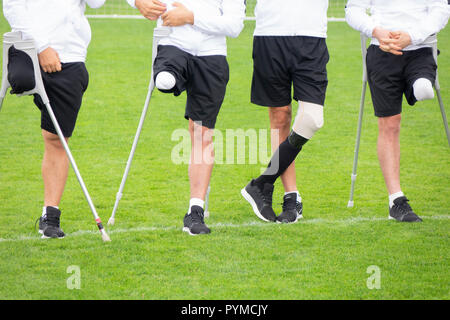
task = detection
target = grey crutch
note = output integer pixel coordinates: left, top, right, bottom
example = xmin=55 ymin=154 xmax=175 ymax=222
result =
xmin=0 ymin=32 xmax=110 ymax=242
xmin=108 ymin=27 xmax=171 ymax=225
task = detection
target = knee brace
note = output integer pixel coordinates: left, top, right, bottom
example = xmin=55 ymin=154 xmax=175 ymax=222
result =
xmin=155 ymin=71 xmax=176 ymax=91
xmin=292 ymin=101 xmax=324 ymax=140
xmin=413 ymin=78 xmax=434 ymax=101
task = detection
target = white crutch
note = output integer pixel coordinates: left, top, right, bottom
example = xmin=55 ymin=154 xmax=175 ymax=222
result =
xmin=0 ymin=32 xmax=110 ymax=242
xmin=347 ymin=33 xmax=450 ymax=208
xmin=108 ymin=27 xmax=171 ymax=225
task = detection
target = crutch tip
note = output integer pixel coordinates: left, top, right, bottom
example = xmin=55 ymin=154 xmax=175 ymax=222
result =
xmin=102 ymin=232 xmax=111 ymax=242
xmin=347 ymin=201 xmax=354 ymax=208
xmin=107 ymin=217 xmax=115 ymax=226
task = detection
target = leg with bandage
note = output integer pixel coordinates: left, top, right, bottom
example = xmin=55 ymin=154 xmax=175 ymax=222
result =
xmin=412 ymin=78 xmax=434 ymax=101
xmin=255 ymin=101 xmax=324 ymax=186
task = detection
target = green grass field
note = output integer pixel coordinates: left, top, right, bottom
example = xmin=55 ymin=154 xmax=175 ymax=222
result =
xmin=0 ymin=16 xmax=449 ymax=300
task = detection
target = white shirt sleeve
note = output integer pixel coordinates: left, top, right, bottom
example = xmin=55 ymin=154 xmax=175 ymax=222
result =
xmin=3 ymin=0 xmax=49 ymax=52
xmin=192 ymin=0 xmax=245 ymax=38
xmin=345 ymin=0 xmax=376 ymax=38
xmin=127 ymin=0 xmax=136 ymax=8
xmin=408 ymin=0 xmax=449 ymax=45
xmin=86 ymin=0 xmax=106 ymax=9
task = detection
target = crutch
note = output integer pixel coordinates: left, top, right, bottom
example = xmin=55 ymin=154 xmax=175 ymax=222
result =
xmin=432 ymin=36 xmax=450 ymax=148
xmin=108 ymin=27 xmax=171 ymax=225
xmin=347 ymin=34 xmax=369 ymax=208
xmin=0 ymin=32 xmax=110 ymax=242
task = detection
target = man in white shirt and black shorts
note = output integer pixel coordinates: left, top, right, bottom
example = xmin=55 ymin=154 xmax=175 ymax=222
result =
xmin=129 ymin=0 xmax=245 ymax=235
xmin=241 ymin=0 xmax=329 ymax=224
xmin=346 ymin=0 xmax=449 ymax=222
xmin=3 ymin=0 xmax=105 ymax=238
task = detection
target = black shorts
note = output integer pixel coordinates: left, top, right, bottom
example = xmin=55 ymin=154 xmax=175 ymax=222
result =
xmin=7 ymin=46 xmax=89 ymax=137
xmin=153 ymin=45 xmax=229 ymax=129
xmin=366 ymin=45 xmax=437 ymax=117
xmin=251 ymin=36 xmax=329 ymax=107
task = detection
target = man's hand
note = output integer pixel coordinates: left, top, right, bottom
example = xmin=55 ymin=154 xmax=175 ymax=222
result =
xmin=373 ymin=27 xmax=412 ymax=56
xmin=161 ymin=2 xmax=194 ymax=27
xmin=135 ymin=0 xmax=167 ymax=21
xmin=38 ymin=47 xmax=62 ymax=73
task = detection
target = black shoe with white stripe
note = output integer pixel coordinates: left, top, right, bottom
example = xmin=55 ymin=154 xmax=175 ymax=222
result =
xmin=183 ymin=206 xmax=211 ymax=236
xmin=277 ymin=193 xmax=303 ymax=224
xmin=389 ymin=196 xmax=422 ymax=222
xmin=37 ymin=207 xmax=65 ymax=239
xmin=241 ymin=179 xmax=277 ymax=222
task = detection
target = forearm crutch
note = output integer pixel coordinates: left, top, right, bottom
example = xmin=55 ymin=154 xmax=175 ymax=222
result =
xmin=0 ymin=32 xmax=110 ymax=242
xmin=347 ymin=34 xmax=369 ymax=208
xmin=432 ymin=37 xmax=450 ymax=148
xmin=108 ymin=27 xmax=171 ymax=226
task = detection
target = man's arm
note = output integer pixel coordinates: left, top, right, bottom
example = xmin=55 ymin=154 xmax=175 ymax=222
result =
xmin=161 ymin=0 xmax=245 ymax=38
xmin=3 ymin=0 xmax=61 ymax=73
xmin=345 ymin=0 xmax=377 ymax=39
xmin=128 ymin=0 xmax=167 ymax=21
xmin=408 ymin=0 xmax=449 ymax=46
xmin=190 ymin=0 xmax=245 ymax=38
xmin=86 ymin=0 xmax=106 ymax=9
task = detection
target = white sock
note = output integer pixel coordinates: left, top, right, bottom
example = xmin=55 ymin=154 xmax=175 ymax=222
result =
xmin=42 ymin=206 xmax=59 ymax=217
xmin=285 ymin=191 xmax=302 ymax=203
xmin=155 ymin=71 xmax=176 ymax=90
xmin=389 ymin=191 xmax=404 ymax=208
xmin=188 ymin=198 xmax=204 ymax=214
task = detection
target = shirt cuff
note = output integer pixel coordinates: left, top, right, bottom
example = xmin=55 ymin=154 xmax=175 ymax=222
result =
xmin=127 ymin=0 xmax=136 ymax=8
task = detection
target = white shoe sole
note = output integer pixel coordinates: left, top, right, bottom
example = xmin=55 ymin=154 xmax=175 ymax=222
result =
xmin=182 ymin=227 xmax=198 ymax=236
xmin=241 ymin=187 xmax=272 ymax=222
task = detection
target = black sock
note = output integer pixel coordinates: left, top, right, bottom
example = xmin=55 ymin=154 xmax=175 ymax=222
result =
xmin=255 ymin=132 xmax=308 ymax=186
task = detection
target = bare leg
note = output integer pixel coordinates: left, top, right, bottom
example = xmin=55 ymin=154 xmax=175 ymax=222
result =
xmin=377 ymin=114 xmax=402 ymax=195
xmin=189 ymin=120 xmax=215 ymax=200
xmin=269 ymin=105 xmax=297 ymax=192
xmin=42 ymin=130 xmax=69 ymax=207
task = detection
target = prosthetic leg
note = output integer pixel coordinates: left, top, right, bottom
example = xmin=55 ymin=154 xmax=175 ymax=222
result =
xmin=0 ymin=32 xmax=110 ymax=241
xmin=347 ymin=33 xmax=450 ymax=208
xmin=108 ymin=27 xmax=171 ymax=225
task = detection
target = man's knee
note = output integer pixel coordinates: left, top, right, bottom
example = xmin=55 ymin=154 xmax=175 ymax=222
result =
xmin=292 ymin=101 xmax=324 ymax=140
xmin=378 ymin=114 xmax=401 ymax=135
xmin=42 ymin=130 xmax=66 ymax=150
xmin=413 ymin=78 xmax=434 ymax=101
xmin=269 ymin=106 xmax=292 ymax=129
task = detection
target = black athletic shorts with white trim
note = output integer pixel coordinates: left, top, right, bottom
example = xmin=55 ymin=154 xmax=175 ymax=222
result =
xmin=251 ymin=36 xmax=329 ymax=107
xmin=366 ymin=45 xmax=437 ymax=117
xmin=7 ymin=46 xmax=89 ymax=137
xmin=153 ymin=45 xmax=229 ymax=129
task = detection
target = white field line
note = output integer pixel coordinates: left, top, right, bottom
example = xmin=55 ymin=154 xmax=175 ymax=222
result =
xmin=0 ymin=215 xmax=449 ymax=243
xmin=86 ymin=15 xmax=346 ymax=22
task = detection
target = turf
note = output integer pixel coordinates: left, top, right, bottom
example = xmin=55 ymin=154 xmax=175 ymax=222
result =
xmin=0 ymin=16 xmax=448 ymax=300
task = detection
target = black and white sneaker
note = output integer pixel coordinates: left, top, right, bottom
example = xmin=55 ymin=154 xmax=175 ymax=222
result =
xmin=37 ymin=207 xmax=65 ymax=239
xmin=277 ymin=193 xmax=303 ymax=224
xmin=183 ymin=206 xmax=211 ymax=236
xmin=389 ymin=196 xmax=422 ymax=222
xmin=241 ymin=179 xmax=277 ymax=222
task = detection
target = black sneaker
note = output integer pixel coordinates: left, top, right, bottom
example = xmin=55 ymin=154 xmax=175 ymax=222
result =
xmin=277 ymin=193 xmax=303 ymax=224
xmin=389 ymin=196 xmax=422 ymax=222
xmin=183 ymin=206 xmax=211 ymax=236
xmin=37 ymin=207 xmax=65 ymax=239
xmin=241 ymin=179 xmax=277 ymax=222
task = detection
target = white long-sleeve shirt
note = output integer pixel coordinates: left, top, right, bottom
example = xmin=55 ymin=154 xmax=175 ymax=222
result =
xmin=254 ymin=0 xmax=329 ymax=38
xmin=3 ymin=0 xmax=105 ymax=62
xmin=127 ymin=0 xmax=245 ymax=56
xmin=346 ymin=0 xmax=450 ymax=51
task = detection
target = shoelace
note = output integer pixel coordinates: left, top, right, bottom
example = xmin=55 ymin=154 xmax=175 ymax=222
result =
xmin=395 ymin=199 xmax=413 ymax=215
xmin=261 ymin=188 xmax=273 ymax=206
xmin=190 ymin=211 xmax=205 ymax=224
xmin=34 ymin=216 xmax=43 ymax=232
